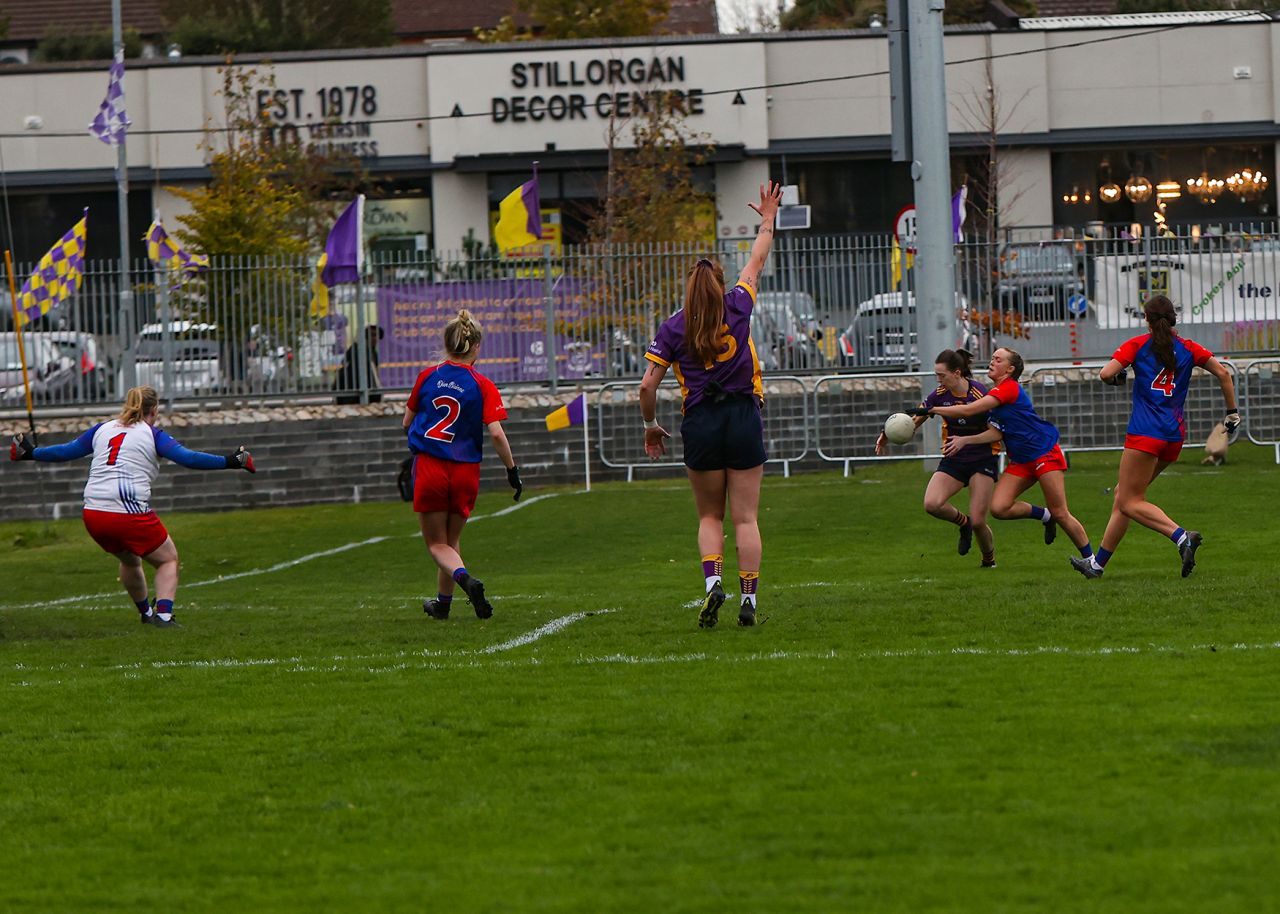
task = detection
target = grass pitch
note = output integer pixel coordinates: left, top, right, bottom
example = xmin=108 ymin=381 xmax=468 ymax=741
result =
xmin=2 ymin=447 xmax=1279 ymax=912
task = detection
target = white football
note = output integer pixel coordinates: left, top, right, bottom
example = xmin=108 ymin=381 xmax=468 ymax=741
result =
xmin=884 ymin=412 xmax=917 ymax=445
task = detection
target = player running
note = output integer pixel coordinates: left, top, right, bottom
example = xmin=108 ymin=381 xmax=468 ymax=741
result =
xmin=405 ymin=309 xmax=522 ymax=620
xmin=879 ymin=348 xmax=999 ymax=567
xmin=640 ymin=181 xmax=782 ymax=629
xmin=914 ymin=347 xmax=1095 ymax=564
xmin=7 ymin=385 xmax=256 ymax=626
xmin=1071 ymin=294 xmax=1238 ymax=580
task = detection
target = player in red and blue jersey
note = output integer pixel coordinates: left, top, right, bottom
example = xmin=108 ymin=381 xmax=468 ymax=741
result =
xmin=918 ymin=347 xmax=1095 ymax=565
xmin=404 ymin=309 xmax=523 ymax=620
xmin=8 ymin=385 xmax=255 ymax=626
xmin=879 ymin=348 xmax=1000 ymax=566
xmin=1071 ymin=295 xmax=1238 ymax=580
xmin=639 ymin=181 xmax=782 ymax=629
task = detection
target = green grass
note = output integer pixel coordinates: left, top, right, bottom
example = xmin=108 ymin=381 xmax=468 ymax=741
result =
xmin=2 ymin=447 xmax=1279 ymax=912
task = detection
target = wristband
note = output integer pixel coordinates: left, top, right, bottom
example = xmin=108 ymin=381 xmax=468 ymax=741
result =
xmin=643 ymin=417 xmax=659 ymax=430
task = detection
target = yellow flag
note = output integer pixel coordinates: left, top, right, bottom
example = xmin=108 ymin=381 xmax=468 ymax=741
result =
xmin=310 ymin=253 xmax=330 ymax=318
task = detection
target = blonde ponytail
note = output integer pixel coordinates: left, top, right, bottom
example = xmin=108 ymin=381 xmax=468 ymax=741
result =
xmin=444 ymin=309 xmax=483 ymax=358
xmin=118 ymin=386 xmax=159 ymax=425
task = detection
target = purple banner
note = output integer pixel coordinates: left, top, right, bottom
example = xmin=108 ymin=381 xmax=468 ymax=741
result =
xmin=377 ymin=278 xmax=605 ymax=386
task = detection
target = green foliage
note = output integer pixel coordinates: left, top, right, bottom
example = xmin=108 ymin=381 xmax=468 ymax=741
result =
xmin=162 ymin=0 xmax=394 ymax=54
xmin=477 ymin=0 xmax=670 ymax=41
xmin=36 ymin=28 xmax=143 ymax=62
xmin=781 ymin=0 xmax=1037 ymax=29
xmin=0 ymin=11 xmax=9 ymax=41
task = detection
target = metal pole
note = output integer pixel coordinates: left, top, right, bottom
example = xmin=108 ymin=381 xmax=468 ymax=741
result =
xmin=908 ymin=0 xmax=956 ymax=460
xmin=544 ymin=243 xmax=558 ymax=393
xmin=355 ymin=276 xmax=369 ymax=405
xmin=111 ymin=0 xmax=135 ymax=390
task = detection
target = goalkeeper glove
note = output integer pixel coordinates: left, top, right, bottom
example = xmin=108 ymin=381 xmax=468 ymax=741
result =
xmin=1224 ymin=410 xmax=1241 ymax=436
xmin=226 ymin=446 xmax=256 ymax=473
xmin=10 ymin=433 xmax=34 ymax=461
xmin=507 ymin=465 xmax=523 ymax=502
xmin=1102 ymin=369 xmax=1127 ymax=387
xmin=906 ymin=407 xmax=932 ymax=417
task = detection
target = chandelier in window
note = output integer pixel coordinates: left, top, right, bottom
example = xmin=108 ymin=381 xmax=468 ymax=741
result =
xmin=1226 ymin=168 xmax=1269 ymax=201
xmin=1124 ymin=176 xmax=1153 ymax=203
xmin=1185 ymin=172 xmax=1224 ymax=204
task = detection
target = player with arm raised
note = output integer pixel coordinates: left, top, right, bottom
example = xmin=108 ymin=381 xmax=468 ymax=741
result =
xmin=916 ymin=347 xmax=1095 ymax=567
xmin=639 ymin=181 xmax=782 ymax=628
xmin=404 ymin=309 xmax=522 ymax=621
xmin=1072 ymin=295 xmax=1238 ymax=579
xmin=878 ymin=348 xmax=999 ymax=567
xmin=8 ymin=385 xmax=256 ymax=626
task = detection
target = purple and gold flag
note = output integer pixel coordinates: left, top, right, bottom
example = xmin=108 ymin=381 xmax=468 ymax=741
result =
xmin=545 ymin=392 xmax=585 ymax=431
xmin=321 ymin=196 xmax=364 ymax=286
xmin=494 ymin=171 xmax=542 ymax=253
xmin=145 ymin=218 xmax=209 ymax=285
xmin=18 ymin=210 xmax=88 ymax=325
xmin=88 ymin=49 xmax=132 ymax=145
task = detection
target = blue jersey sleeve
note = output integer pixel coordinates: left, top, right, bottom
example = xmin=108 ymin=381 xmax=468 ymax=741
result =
xmin=32 ymin=424 xmax=100 ymax=462
xmin=153 ymin=428 xmax=231 ymax=470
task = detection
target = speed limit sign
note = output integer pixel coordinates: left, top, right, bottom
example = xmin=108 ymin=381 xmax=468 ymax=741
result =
xmin=893 ymin=205 xmax=917 ymax=254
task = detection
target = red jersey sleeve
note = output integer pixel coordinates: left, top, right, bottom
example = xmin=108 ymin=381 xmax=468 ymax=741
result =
xmin=989 ymin=378 xmax=1020 ymax=405
xmin=1112 ymin=335 xmax=1148 ymax=367
xmin=407 ymin=367 xmax=435 ymax=412
xmin=477 ymin=374 xmax=508 ymax=424
xmin=1181 ymin=337 xmax=1214 ymax=367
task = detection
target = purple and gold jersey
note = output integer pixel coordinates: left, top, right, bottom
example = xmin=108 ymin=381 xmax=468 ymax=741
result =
xmin=923 ymin=380 xmax=1000 ymax=463
xmin=987 ymin=378 xmax=1060 ymax=465
xmin=644 ymin=282 xmax=764 ymax=413
xmin=1112 ymin=333 xmax=1214 ymax=442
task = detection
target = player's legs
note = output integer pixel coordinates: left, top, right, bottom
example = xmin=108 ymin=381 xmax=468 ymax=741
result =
xmin=114 ymin=550 xmax=148 ymax=604
xmin=435 ymin=512 xmax=468 ymax=597
xmin=420 ymin=511 xmax=463 ymax=577
xmin=726 ymin=464 xmax=764 ymax=626
xmin=922 ymin=471 xmax=966 ymax=523
xmin=1036 ymin=470 xmax=1091 ymax=552
xmin=990 ymin=472 xmax=1038 ymax=519
xmin=688 ymin=467 xmax=728 ymax=626
xmin=1112 ymin=448 xmax=1180 ymax=538
xmin=142 ymin=536 xmax=180 ymax=602
xmin=967 ymin=471 xmax=997 ymax=559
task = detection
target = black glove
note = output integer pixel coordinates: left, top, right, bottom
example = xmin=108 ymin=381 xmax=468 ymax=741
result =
xmin=906 ymin=407 xmax=932 ymax=417
xmin=397 ymin=457 xmax=414 ymax=502
xmin=507 ymin=465 xmax=523 ymax=502
xmin=1102 ymin=369 xmax=1127 ymax=387
xmin=1224 ymin=409 xmax=1242 ymax=436
xmin=10 ymin=433 xmax=34 ymax=461
xmin=226 ymin=446 xmax=256 ymax=473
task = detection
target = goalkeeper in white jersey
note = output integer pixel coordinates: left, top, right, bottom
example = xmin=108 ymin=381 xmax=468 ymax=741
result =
xmin=9 ymin=386 xmax=256 ymax=626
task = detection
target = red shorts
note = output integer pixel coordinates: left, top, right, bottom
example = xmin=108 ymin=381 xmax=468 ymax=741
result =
xmin=412 ymin=453 xmax=481 ymax=517
xmin=82 ymin=509 xmax=169 ymax=557
xmin=1125 ymin=434 xmax=1183 ymax=462
xmin=1005 ymin=444 xmax=1069 ymax=480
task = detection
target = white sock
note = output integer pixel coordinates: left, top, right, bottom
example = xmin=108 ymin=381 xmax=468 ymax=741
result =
xmin=157 ymin=612 xmax=173 ymax=622
xmin=705 ymin=575 xmax=721 ymax=593
xmin=1090 ymin=557 xmax=1104 ymax=571
xmin=1175 ymin=531 xmax=1188 ymax=546
xmin=741 ymin=593 xmax=757 ymax=608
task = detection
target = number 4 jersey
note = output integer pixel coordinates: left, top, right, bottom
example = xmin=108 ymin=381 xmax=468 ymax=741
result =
xmin=1112 ymin=333 xmax=1214 ymax=442
xmin=406 ymin=361 xmax=508 ymax=463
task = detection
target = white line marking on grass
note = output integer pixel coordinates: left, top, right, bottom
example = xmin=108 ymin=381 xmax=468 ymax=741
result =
xmin=5 ymin=492 xmax=568 ymax=612
xmin=479 ymin=609 xmax=616 ymax=654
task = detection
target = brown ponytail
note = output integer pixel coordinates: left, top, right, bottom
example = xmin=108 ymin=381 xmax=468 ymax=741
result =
xmin=684 ymin=258 xmax=726 ymax=367
xmin=936 ymin=348 xmax=974 ymax=378
xmin=118 ymin=385 xmax=159 ymax=425
xmin=1143 ymin=294 xmax=1178 ymax=372
xmin=1000 ymin=347 xmax=1026 ymax=380
xmin=444 ymin=309 xmax=483 ymax=359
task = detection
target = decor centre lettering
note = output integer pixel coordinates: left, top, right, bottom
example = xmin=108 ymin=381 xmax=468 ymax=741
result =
xmin=489 ymin=55 xmax=705 ymax=123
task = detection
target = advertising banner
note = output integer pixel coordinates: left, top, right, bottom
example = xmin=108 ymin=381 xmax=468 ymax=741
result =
xmin=1093 ymin=250 xmax=1280 ymax=330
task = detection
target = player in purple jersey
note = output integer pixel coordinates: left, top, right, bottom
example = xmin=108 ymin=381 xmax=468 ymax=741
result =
xmin=1071 ymin=295 xmax=1239 ymax=580
xmin=917 ymin=347 xmax=1095 ymax=565
xmin=878 ymin=349 xmax=1000 ymax=566
xmin=404 ymin=310 xmax=522 ymax=620
xmin=639 ymin=181 xmax=782 ymax=628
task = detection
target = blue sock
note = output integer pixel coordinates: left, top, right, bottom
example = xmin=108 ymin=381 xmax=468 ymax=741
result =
xmin=1078 ymin=543 xmax=1093 ymax=559
xmin=134 ymin=598 xmax=151 ymax=615
xmin=452 ymin=567 xmax=469 ymax=584
xmin=437 ymin=592 xmax=453 ymax=606
xmin=1096 ymin=547 xmax=1113 ymax=568
xmin=1029 ymin=505 xmax=1050 ymax=522
xmin=155 ymin=598 xmax=174 ymax=618
xmin=1170 ymin=526 xmax=1187 ymax=545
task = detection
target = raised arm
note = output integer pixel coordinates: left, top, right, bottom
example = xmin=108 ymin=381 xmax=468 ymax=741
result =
xmin=736 ymin=181 xmax=783 ymax=291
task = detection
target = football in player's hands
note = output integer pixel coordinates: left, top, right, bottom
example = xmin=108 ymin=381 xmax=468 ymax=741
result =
xmin=906 ymin=407 xmax=932 ymax=417
xmin=227 ymin=446 xmax=256 ymax=473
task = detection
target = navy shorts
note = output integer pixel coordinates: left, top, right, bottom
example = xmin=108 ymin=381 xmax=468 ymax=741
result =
xmin=680 ymin=396 xmax=766 ymax=471
xmin=936 ymin=455 xmax=999 ymax=486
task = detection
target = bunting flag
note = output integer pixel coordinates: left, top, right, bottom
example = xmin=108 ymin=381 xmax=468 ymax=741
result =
xmin=88 ymin=48 xmax=132 ymax=145
xmin=17 ymin=210 xmax=89 ymax=326
xmin=890 ymin=237 xmax=914 ymax=290
xmin=321 ymin=196 xmax=365 ymax=286
xmin=494 ymin=171 xmax=542 ymax=253
xmin=310 ymin=253 xmax=331 ymax=318
xmin=145 ymin=218 xmax=209 ymax=285
xmin=545 ymin=392 xmax=586 ymax=432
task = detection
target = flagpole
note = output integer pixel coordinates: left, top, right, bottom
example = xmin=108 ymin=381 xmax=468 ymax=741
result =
xmin=111 ymin=0 xmax=135 ymax=390
xmin=581 ymin=390 xmax=591 ymax=493
xmin=3 ymin=250 xmax=37 ymax=437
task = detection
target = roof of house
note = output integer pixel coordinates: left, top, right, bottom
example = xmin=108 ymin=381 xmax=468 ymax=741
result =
xmin=0 ymin=0 xmax=168 ymax=42
xmin=1032 ymin=0 xmax=1117 ymax=15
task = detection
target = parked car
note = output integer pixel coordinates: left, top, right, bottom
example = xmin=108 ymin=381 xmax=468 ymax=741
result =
xmin=0 ymin=333 xmax=78 ymax=405
xmin=40 ymin=330 xmax=111 ymax=400
xmin=836 ymin=292 xmax=971 ymax=369
xmin=996 ymin=242 xmax=1084 ymax=322
xmin=127 ymin=321 xmax=223 ymax=398
xmin=751 ymin=294 xmax=817 ymax=371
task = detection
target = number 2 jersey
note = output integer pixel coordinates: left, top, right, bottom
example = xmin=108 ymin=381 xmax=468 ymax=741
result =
xmin=32 ymin=419 xmax=230 ymax=514
xmin=406 ymin=361 xmax=508 ymax=463
xmin=1112 ymin=333 xmax=1214 ymax=442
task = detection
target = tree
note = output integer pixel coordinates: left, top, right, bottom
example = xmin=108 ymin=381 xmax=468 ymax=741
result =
xmin=37 ymin=27 xmax=143 ymax=62
xmin=781 ymin=0 xmax=1037 ymax=30
xmin=162 ymin=0 xmax=394 ymax=55
xmin=477 ymin=0 xmax=670 ymax=41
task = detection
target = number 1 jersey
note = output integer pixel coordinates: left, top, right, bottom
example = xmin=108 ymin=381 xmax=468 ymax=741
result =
xmin=406 ymin=361 xmax=508 ymax=463
xmin=1112 ymin=333 xmax=1213 ymax=442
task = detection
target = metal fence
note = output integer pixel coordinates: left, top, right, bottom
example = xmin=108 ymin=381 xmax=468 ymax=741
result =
xmin=5 ymin=229 xmax=1280 ymax=416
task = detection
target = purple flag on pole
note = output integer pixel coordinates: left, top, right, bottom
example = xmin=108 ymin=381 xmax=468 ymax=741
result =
xmin=88 ymin=49 xmax=132 ymax=145
xmin=321 ymin=196 xmax=364 ymax=286
xmin=952 ymin=186 xmax=968 ymax=243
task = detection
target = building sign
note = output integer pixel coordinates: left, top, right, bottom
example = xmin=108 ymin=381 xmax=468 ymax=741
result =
xmin=492 ymin=56 xmax=705 ymax=123
xmin=258 ymin=83 xmax=383 ymax=159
